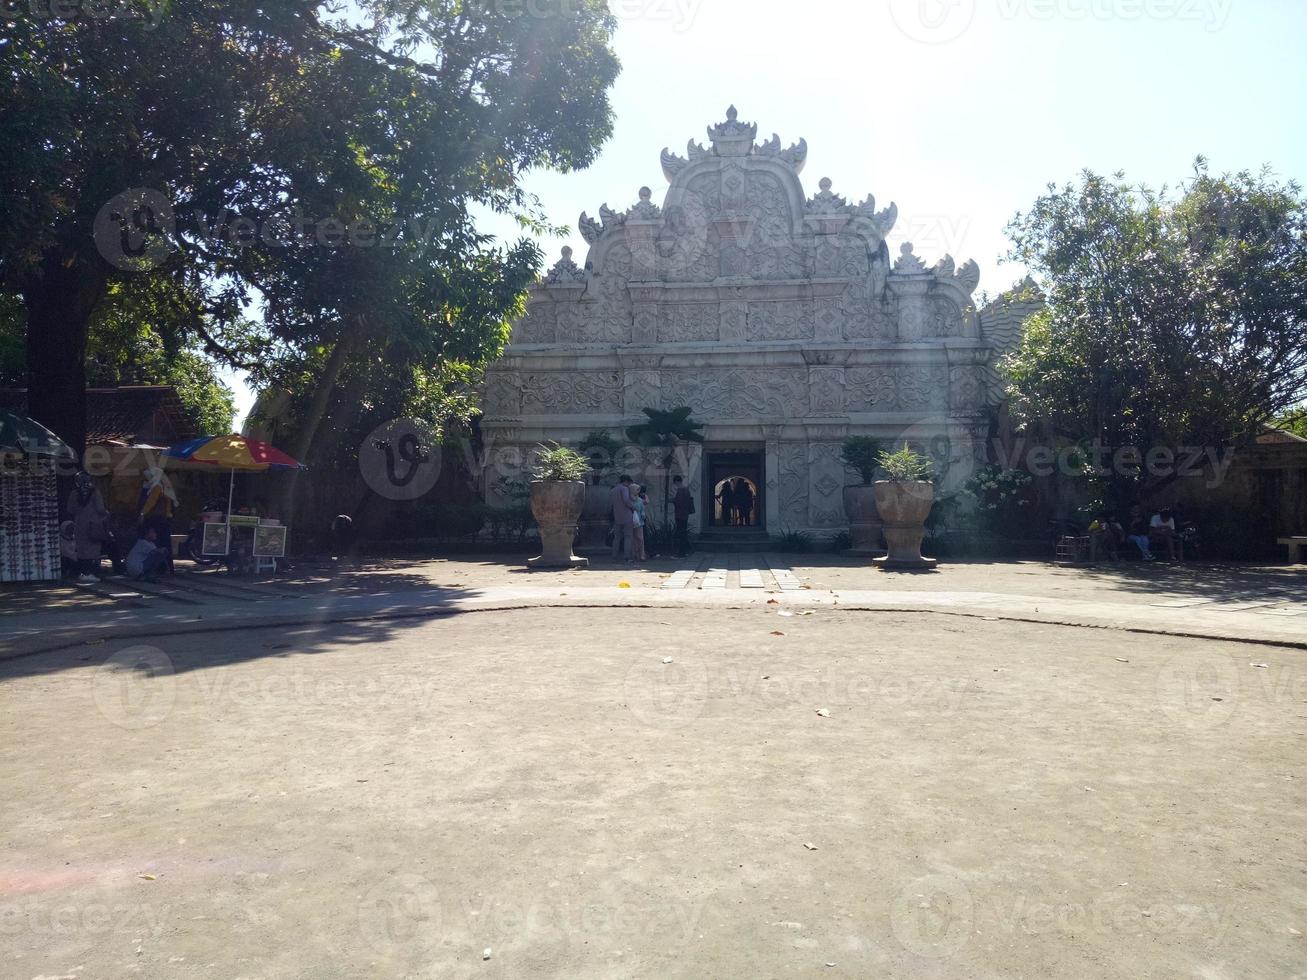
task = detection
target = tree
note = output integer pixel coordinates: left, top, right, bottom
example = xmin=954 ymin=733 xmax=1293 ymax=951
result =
xmin=1 ymin=279 xmax=235 ymax=435
xmin=1002 ymin=161 xmax=1307 ymax=505
xmin=625 ymin=406 xmax=706 ymax=527
xmin=0 ymin=1 xmax=620 ymax=457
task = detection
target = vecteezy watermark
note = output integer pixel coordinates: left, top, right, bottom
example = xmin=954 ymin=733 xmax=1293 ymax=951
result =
xmin=91 ymin=644 xmax=176 ymax=730
xmin=1 ymin=0 xmax=169 ymax=30
xmin=992 ymin=438 xmax=1238 ymax=489
xmin=888 ymin=0 xmax=1233 ymax=43
xmin=91 ymin=187 xmax=446 ymax=271
xmin=891 ymin=873 xmax=974 ymax=957
xmin=190 ymin=670 xmax=443 ymax=714
xmin=996 ymin=0 xmax=1233 ymax=31
xmin=887 ymin=0 xmax=978 ymax=44
xmin=360 ymin=418 xmax=444 ymax=502
xmin=1155 ymin=653 xmax=1239 ymax=730
xmin=0 ymin=899 xmax=171 ymax=938
xmin=622 ymin=654 xmax=711 ymax=729
xmin=461 ymin=0 xmax=703 ymax=32
xmin=357 ymin=873 xmax=443 ymax=952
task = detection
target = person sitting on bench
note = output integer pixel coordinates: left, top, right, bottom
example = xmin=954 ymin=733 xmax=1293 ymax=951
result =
xmin=1150 ymin=508 xmax=1180 ymax=561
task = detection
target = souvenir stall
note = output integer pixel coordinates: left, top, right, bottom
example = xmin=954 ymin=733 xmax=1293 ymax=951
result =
xmin=0 ymin=411 xmax=75 ymax=583
xmin=163 ymin=434 xmax=302 ymax=574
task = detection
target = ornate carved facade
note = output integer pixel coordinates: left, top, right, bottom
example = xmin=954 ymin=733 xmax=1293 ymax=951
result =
xmin=482 ymin=107 xmax=1022 ymax=534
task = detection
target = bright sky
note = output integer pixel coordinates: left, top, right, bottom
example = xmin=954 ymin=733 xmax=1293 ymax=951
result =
xmin=226 ymin=0 xmax=1307 ymax=427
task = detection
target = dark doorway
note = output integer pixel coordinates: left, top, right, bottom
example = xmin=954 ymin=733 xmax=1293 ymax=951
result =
xmin=706 ymin=449 xmax=764 ymax=529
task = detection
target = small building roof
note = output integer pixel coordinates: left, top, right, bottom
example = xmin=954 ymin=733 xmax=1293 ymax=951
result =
xmin=0 ymin=385 xmax=198 ymax=449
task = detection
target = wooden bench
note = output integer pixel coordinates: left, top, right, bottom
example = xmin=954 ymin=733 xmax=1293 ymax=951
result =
xmin=1279 ymin=536 xmax=1307 ymax=563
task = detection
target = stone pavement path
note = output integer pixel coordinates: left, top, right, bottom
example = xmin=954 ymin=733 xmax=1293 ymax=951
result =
xmin=3 ymin=556 xmax=1304 ymax=660
xmin=659 ymin=554 xmax=804 ymax=591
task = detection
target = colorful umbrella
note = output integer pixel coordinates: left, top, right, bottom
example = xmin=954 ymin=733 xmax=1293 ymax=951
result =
xmin=0 ymin=410 xmax=76 ymax=460
xmin=163 ymin=435 xmax=304 ymax=514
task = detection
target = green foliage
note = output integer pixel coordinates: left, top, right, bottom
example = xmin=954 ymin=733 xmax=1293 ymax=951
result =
xmin=0 ymin=0 xmax=621 ymax=451
xmin=772 ymin=527 xmax=815 ymax=553
xmin=579 ymin=429 xmax=624 ymax=477
xmin=531 ymin=442 xmax=590 ymax=482
xmin=625 ymin=405 xmax=705 ymax=525
xmin=827 ymin=530 xmax=854 ymax=553
xmin=1276 ymin=407 xmax=1307 ymax=439
xmin=878 ymin=443 xmax=933 ymax=482
xmin=955 ymin=465 xmax=1035 ymax=537
xmin=0 ymin=281 xmax=235 ymax=434
xmin=1002 ymin=161 xmax=1307 ymax=503
xmin=625 ymin=406 xmax=706 ymax=452
xmin=840 ymin=436 xmax=882 ymax=485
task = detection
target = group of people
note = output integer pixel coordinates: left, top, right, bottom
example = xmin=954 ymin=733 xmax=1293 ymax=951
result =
xmin=62 ymin=468 xmax=178 ymax=584
xmin=715 ymin=477 xmax=756 ymax=527
xmin=608 ymin=473 xmax=696 ymax=562
xmin=1088 ymin=506 xmax=1194 ymax=562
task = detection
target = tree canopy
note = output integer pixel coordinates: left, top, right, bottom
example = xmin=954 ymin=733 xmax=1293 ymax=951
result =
xmin=1001 ymin=161 xmax=1307 ymax=503
xmin=0 ymin=0 xmax=620 ymax=458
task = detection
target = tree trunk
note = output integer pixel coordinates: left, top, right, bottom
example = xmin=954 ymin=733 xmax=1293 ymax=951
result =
xmin=23 ymin=255 xmax=109 ymax=455
xmin=280 ymin=329 xmax=357 ymax=520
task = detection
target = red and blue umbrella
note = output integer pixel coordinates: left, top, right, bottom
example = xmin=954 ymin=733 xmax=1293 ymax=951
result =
xmin=163 ymin=435 xmax=304 ymax=514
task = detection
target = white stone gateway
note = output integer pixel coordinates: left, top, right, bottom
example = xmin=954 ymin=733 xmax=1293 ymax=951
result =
xmin=482 ymin=106 xmax=1022 ymax=537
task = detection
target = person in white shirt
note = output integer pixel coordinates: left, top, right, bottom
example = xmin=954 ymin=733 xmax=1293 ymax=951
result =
xmin=125 ymin=527 xmax=171 ymax=581
xmin=1149 ymin=509 xmax=1179 ymax=561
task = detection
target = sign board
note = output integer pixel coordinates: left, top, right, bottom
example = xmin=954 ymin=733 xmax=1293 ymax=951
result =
xmin=253 ymin=524 xmax=287 ymax=558
xmin=228 ymin=514 xmax=260 ymax=527
xmin=201 ymin=521 xmax=230 ymax=556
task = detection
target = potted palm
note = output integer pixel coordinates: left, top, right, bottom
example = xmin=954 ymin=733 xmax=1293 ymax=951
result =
xmin=840 ymin=436 xmax=882 ymax=554
xmin=527 ymin=442 xmax=591 ymax=568
xmin=873 ymin=443 xmax=936 ymax=570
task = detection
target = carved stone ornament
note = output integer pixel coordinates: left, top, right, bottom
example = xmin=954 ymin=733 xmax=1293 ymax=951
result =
xmin=544 ymin=246 xmax=585 ymax=285
xmin=626 ymin=186 xmax=662 ymax=221
xmin=707 ymin=105 xmax=757 ymax=156
xmin=893 ymin=242 xmax=930 ymax=275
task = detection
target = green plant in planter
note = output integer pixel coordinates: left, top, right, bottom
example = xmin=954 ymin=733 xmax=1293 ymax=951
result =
xmin=532 ymin=442 xmax=590 ymax=482
xmin=877 ymin=443 xmax=933 ymax=482
xmin=840 ymin=436 xmax=881 ymax=485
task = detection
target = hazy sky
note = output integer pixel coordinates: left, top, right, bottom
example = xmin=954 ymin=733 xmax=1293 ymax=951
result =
xmin=225 ymin=0 xmax=1307 ymax=426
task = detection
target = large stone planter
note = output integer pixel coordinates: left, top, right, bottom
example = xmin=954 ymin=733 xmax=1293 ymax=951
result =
xmin=528 ymin=480 xmax=589 ymax=569
xmin=872 ymin=480 xmax=937 ymax=570
xmin=577 ymin=479 xmax=612 ymax=552
xmin=842 ymin=484 xmax=883 ymax=554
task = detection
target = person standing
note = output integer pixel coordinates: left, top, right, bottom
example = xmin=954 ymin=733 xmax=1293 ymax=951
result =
xmin=609 ymin=474 xmax=635 ymax=561
xmin=717 ymin=479 xmax=735 ymax=528
xmin=671 ymin=475 xmax=695 ymax=558
xmin=631 ymin=485 xmax=648 ymax=562
xmin=67 ymin=472 xmax=109 ymax=584
xmin=735 ymin=478 xmax=754 ymax=527
xmin=138 ymin=465 xmax=178 ymax=575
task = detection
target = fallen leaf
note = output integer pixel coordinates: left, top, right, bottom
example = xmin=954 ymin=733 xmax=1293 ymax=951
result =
xmin=803 ymin=842 xmax=818 ymax=851
xmin=1251 ymin=662 xmax=1269 ymax=669
xmin=661 ymin=657 xmax=674 ymax=664
xmin=617 ymin=581 xmax=631 ymax=589
xmin=1115 ymin=657 xmax=1129 ymax=663
xmin=770 ymin=630 xmax=786 ymax=636
xmin=815 ymin=708 xmax=830 ymax=717
xmin=136 ymin=873 xmax=156 ymax=881
xmin=766 ymin=599 xmax=780 ymax=605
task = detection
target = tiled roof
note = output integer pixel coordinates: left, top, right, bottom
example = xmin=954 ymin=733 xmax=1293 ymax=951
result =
xmin=0 ymin=386 xmax=198 ymax=447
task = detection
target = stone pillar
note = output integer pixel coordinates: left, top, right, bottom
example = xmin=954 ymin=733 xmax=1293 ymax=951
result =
xmin=888 ymin=243 xmax=933 ymax=342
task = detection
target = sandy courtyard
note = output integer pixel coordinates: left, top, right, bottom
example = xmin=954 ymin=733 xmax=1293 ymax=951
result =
xmin=2 ymin=607 xmax=1304 ymax=979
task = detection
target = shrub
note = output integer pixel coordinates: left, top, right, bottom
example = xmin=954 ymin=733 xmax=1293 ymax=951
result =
xmin=531 ymin=442 xmax=590 ymax=482
xmin=772 ymin=527 xmax=814 ymax=552
xmin=840 ymin=436 xmax=881 ymax=485
xmin=878 ymin=443 xmax=933 ymax=482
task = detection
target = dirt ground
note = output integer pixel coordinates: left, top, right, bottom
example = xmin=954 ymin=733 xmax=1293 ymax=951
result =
xmin=2 ymin=608 xmax=1305 ymax=979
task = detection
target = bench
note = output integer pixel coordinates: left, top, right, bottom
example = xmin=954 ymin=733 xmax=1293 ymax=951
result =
xmin=1279 ymin=536 xmax=1307 ymax=563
